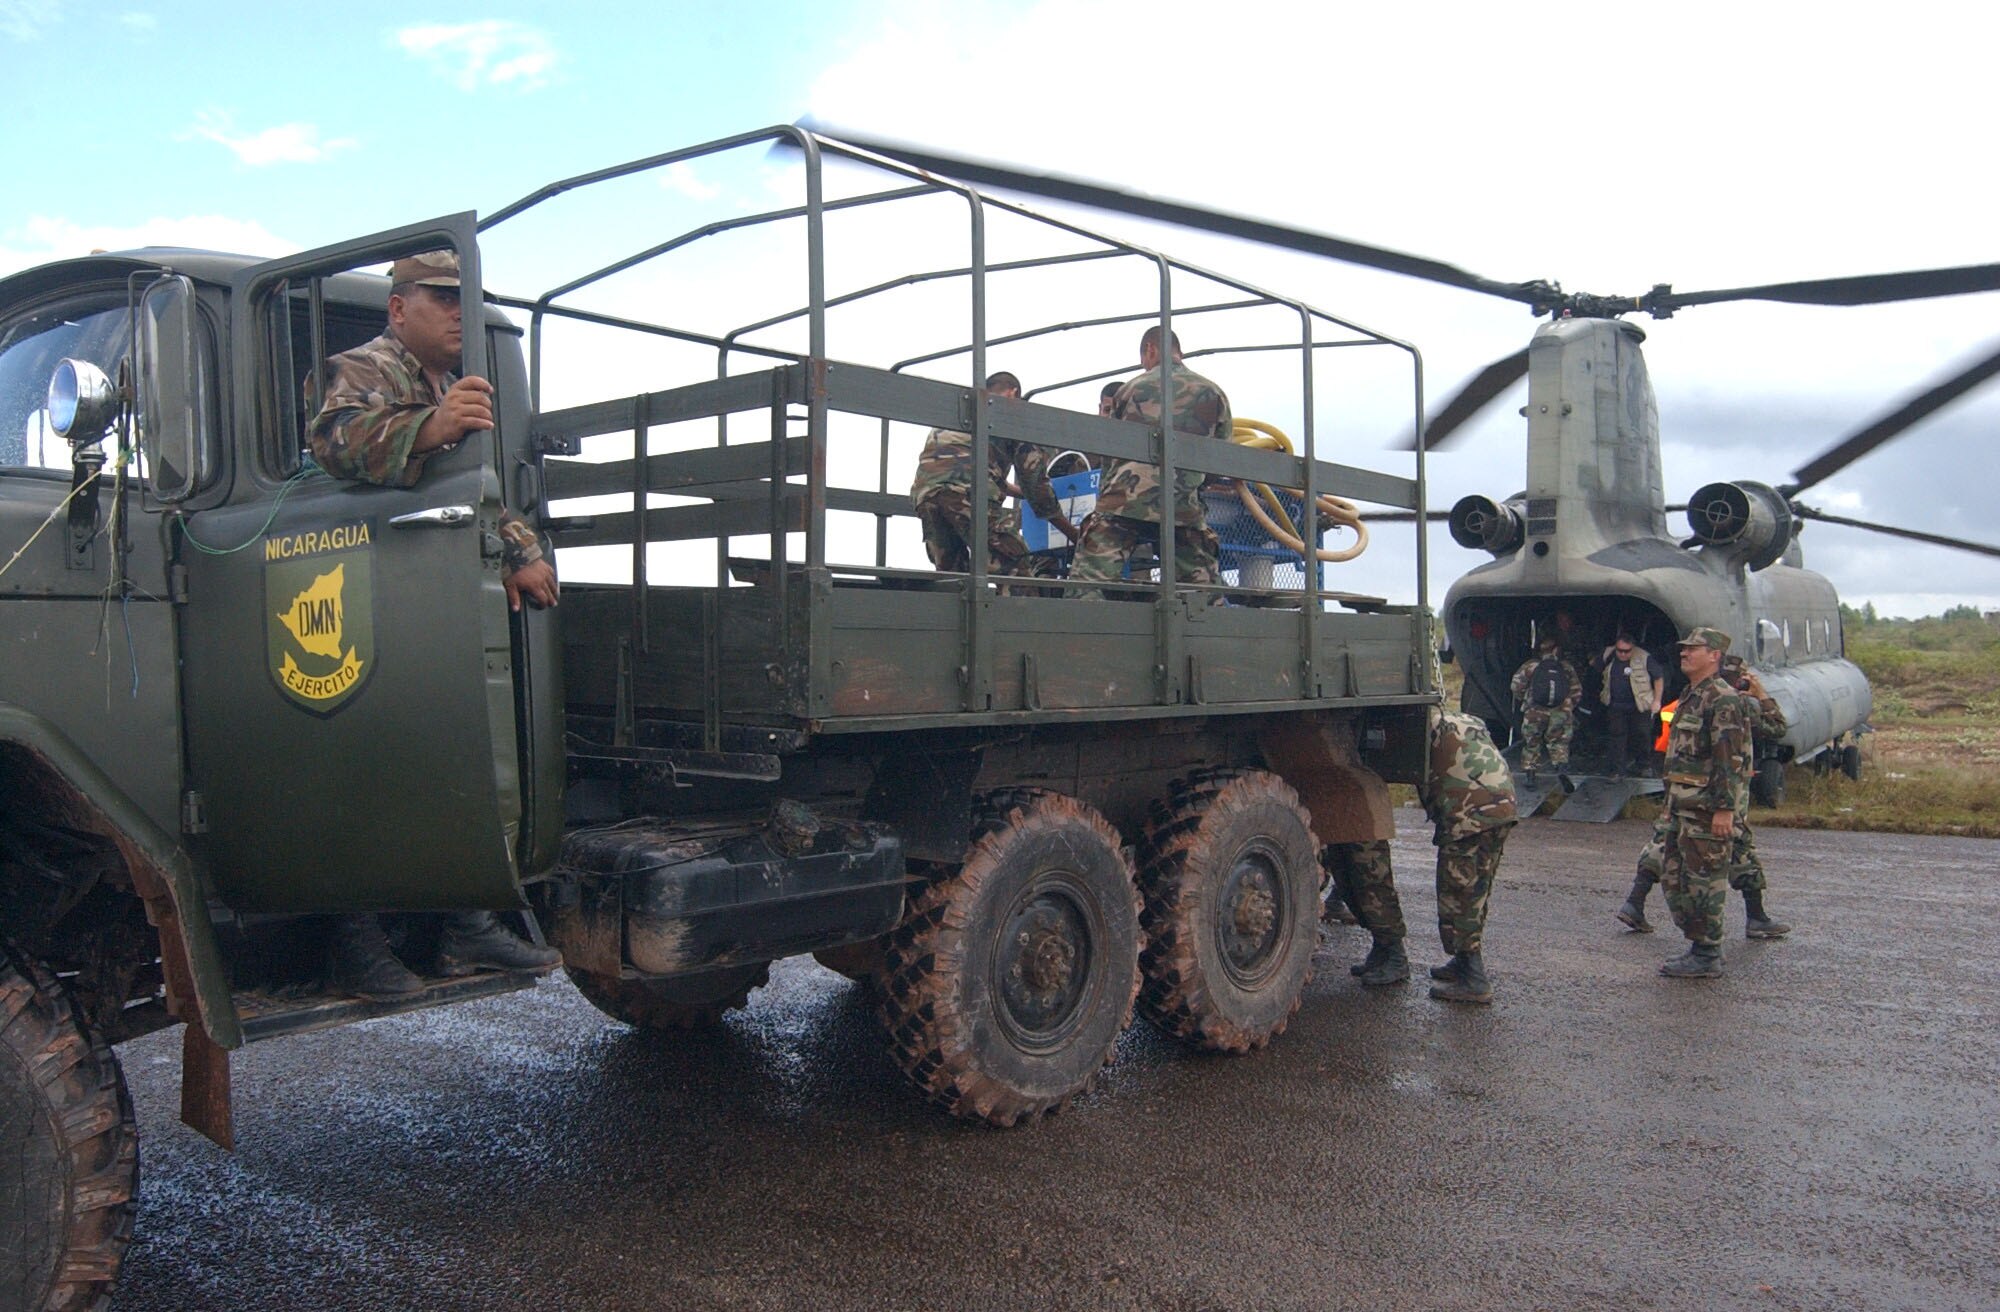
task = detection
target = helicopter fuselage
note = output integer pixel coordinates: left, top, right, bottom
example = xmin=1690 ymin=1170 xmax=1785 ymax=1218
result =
xmin=1442 ymin=316 xmax=1871 ymax=771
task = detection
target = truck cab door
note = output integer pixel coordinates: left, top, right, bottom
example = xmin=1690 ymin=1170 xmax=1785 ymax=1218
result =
xmin=178 ymin=216 xmax=527 ymax=912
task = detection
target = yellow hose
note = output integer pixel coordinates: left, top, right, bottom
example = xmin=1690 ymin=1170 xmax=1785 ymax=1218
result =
xmin=1227 ymin=419 xmax=1368 ymax=563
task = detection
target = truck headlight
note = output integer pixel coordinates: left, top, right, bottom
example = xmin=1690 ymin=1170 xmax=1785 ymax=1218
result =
xmin=48 ymin=357 xmax=118 ymax=444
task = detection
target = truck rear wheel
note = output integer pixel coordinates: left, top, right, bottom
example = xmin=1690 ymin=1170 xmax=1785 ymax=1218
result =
xmin=564 ymin=961 xmax=769 ymax=1030
xmin=1751 ymin=760 xmax=1786 ymax=808
xmin=2 ymin=954 xmax=137 ymax=1312
xmin=1137 ymin=768 xmax=1321 ymax=1052
xmin=878 ymin=789 xmax=1140 ymax=1127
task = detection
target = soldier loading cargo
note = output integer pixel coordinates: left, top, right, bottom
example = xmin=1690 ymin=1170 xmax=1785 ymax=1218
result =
xmin=1069 ymin=326 xmax=1231 ymax=594
xmin=1508 ymin=635 xmax=1581 ymax=784
xmin=909 ymin=370 xmax=1077 ymax=581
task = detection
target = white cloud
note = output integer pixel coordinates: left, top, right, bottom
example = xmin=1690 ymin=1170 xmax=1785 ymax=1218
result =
xmin=0 ymin=214 xmax=298 ymax=279
xmin=117 ymin=11 xmax=155 ymax=31
xmin=393 ymin=20 xmax=556 ymax=92
xmin=184 ymin=110 xmax=358 ymax=167
xmin=0 ymin=0 xmax=60 ymax=40
xmin=660 ymin=163 xmax=722 ymax=202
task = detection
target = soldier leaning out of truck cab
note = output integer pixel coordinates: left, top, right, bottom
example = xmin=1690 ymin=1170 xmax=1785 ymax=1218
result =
xmin=302 ymin=249 xmax=561 ymax=999
xmin=305 ymin=249 xmax=558 ymax=614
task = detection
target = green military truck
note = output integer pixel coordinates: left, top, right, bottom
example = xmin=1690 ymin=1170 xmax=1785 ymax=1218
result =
xmin=1 ymin=128 xmax=1436 ymax=1309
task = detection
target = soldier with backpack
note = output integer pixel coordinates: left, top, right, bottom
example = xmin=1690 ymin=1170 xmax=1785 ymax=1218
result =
xmin=1508 ymin=636 xmax=1581 ymax=784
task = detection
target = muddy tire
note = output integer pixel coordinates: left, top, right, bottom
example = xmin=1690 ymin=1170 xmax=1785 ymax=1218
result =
xmin=1841 ymin=743 xmax=1862 ymax=781
xmin=565 ymin=961 xmax=769 ymax=1030
xmin=878 ymin=789 xmax=1140 ymax=1127
xmin=2 ymin=954 xmax=137 ymax=1312
xmin=1137 ymin=768 xmax=1322 ymax=1052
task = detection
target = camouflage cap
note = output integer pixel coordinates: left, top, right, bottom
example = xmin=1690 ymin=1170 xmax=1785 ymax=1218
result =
xmin=1537 ymin=634 xmax=1559 ymax=652
xmin=1677 ymin=625 xmax=1731 ymax=653
xmin=389 ymin=250 xmax=459 ymax=288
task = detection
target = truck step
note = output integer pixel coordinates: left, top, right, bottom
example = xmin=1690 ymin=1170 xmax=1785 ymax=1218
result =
xmin=234 ymin=970 xmax=543 ymax=1044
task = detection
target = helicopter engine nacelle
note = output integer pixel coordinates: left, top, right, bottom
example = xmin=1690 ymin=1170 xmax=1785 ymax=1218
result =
xmin=1685 ymin=480 xmax=1796 ymax=572
xmin=1448 ymin=495 xmax=1525 ymax=556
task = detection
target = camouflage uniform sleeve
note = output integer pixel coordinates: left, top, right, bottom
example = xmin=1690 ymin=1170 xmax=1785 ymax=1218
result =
xmin=1008 ymin=439 xmax=1066 ymax=524
xmin=1508 ymin=659 xmax=1533 ymax=701
xmin=1753 ymin=694 xmax=1787 ymax=740
xmin=1704 ymin=693 xmax=1753 ymax=814
xmin=305 ymin=348 xmax=432 ymax=488
xmin=1562 ymin=659 xmax=1584 ymax=711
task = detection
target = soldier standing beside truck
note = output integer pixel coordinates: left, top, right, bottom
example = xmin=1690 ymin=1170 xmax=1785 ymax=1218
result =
xmin=305 ymin=249 xmax=561 ymax=997
xmin=1069 ymin=326 xmax=1230 ymax=593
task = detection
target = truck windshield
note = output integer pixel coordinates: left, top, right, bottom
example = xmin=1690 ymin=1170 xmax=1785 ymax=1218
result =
xmin=0 ymin=299 xmax=129 ymax=470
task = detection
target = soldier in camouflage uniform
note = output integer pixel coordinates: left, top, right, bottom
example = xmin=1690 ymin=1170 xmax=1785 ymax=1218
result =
xmin=1653 ymin=627 xmax=1752 ymax=978
xmin=1069 ymin=327 xmax=1229 ymax=596
xmin=304 ymin=250 xmax=561 ymax=998
xmin=1508 ymin=635 xmax=1582 ymax=782
xmin=1324 ymin=840 xmax=1402 ymax=978
xmin=1617 ymin=654 xmax=1791 ymax=938
xmin=910 ymin=372 xmax=1077 ymax=586
xmin=307 ymin=250 xmax=558 ymax=615
xmin=1422 ymin=711 xmax=1519 ymax=1004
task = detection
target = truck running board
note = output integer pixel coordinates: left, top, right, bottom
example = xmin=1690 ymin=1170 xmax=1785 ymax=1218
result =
xmin=234 ymin=970 xmax=545 ymax=1044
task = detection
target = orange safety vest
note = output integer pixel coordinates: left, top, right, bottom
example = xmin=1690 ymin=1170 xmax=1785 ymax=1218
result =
xmin=1655 ymin=700 xmax=1677 ymax=754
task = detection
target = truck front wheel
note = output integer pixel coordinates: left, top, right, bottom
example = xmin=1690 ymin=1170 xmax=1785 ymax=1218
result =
xmin=1137 ymin=768 xmax=1322 ymax=1052
xmin=878 ymin=789 xmax=1140 ymax=1127
xmin=2 ymin=953 xmax=137 ymax=1312
xmin=564 ymin=961 xmax=769 ymax=1030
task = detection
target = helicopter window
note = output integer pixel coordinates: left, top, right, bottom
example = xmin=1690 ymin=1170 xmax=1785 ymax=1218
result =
xmin=1757 ymin=618 xmax=1782 ymax=662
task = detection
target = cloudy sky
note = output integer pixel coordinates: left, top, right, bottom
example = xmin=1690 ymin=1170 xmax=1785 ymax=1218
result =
xmin=3 ymin=0 xmax=1995 ymax=616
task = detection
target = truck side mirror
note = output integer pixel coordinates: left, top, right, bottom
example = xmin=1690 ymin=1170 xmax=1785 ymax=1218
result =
xmin=136 ymin=274 xmax=210 ymax=501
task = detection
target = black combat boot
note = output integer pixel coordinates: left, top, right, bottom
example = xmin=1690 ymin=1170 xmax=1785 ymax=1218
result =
xmin=1659 ymin=943 xmax=1723 ymax=978
xmin=1429 ymin=950 xmax=1492 ymax=1004
xmin=1615 ymin=873 xmax=1656 ymax=933
xmin=436 ymin=911 xmax=563 ymax=976
xmin=1429 ymin=953 xmax=1462 ymax=982
xmin=1741 ymin=889 xmax=1791 ymax=939
xmin=330 ymin=914 xmax=425 ymax=1000
xmin=1351 ymin=939 xmax=1410 ymax=986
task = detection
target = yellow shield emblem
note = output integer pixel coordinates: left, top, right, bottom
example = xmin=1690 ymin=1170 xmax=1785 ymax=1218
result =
xmin=264 ymin=522 xmax=375 ymax=713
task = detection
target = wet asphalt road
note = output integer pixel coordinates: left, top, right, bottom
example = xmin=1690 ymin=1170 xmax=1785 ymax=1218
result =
xmin=108 ymin=811 xmax=1999 ymax=1312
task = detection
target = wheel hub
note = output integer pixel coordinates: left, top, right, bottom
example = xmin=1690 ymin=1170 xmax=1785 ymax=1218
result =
xmin=995 ymin=881 xmax=1095 ymax=1052
xmin=1216 ymin=848 xmax=1286 ymax=986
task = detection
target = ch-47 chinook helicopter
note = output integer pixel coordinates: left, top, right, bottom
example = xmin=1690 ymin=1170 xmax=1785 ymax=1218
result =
xmin=800 ymin=129 xmax=2000 ymax=815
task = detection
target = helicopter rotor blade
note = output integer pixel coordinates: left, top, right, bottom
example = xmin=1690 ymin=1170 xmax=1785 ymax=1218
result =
xmin=1783 ymin=338 xmax=2000 ymax=495
xmin=1793 ymin=504 xmax=2000 ymax=560
xmin=1658 ymin=264 xmax=2000 ymax=314
xmin=1407 ymin=348 xmax=1532 ymax=450
xmin=801 ymin=126 xmax=1551 ymax=307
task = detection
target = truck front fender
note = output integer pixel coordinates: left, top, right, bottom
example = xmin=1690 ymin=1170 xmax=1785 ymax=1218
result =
xmin=0 ymin=703 xmax=241 ymax=1050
